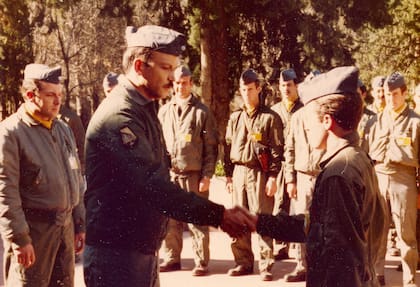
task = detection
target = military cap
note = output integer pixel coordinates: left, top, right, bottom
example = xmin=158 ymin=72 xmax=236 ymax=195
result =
xmin=298 ymin=66 xmax=359 ymax=105
xmin=280 ymin=68 xmax=297 ymax=82
xmin=24 ymin=63 xmax=62 ymax=84
xmin=384 ymin=72 xmax=405 ymax=91
xmin=103 ymin=72 xmax=119 ymax=88
xmin=240 ymin=69 xmax=259 ymax=85
xmin=174 ymin=65 xmax=192 ymax=80
xmin=371 ymin=75 xmax=385 ymax=88
xmin=125 ymin=25 xmax=186 ymax=56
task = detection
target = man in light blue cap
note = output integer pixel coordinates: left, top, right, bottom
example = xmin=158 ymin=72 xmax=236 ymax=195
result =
xmin=364 ymin=72 xmax=420 ymax=287
xmin=253 ymin=66 xmax=386 ymax=287
xmin=84 ymin=25 xmax=256 ymax=287
xmin=0 ymin=63 xmax=86 ymax=286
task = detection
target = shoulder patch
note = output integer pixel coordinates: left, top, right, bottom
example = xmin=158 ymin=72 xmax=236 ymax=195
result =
xmin=120 ymin=126 xmax=138 ymax=147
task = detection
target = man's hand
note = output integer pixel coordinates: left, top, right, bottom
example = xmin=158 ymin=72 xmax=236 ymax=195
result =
xmin=220 ymin=206 xmax=257 ymax=238
xmin=226 ymin=177 xmax=233 ymax=193
xmin=199 ymin=176 xmax=211 ymax=193
xmin=286 ymin=182 xmax=297 ymax=199
xmin=265 ymin=176 xmax=277 ymax=197
xmin=74 ymin=232 xmax=86 ymax=254
xmin=14 ymin=243 xmax=35 ymax=268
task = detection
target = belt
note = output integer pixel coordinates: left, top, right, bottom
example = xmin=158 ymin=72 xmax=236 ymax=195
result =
xmin=23 ymin=208 xmax=71 ymax=225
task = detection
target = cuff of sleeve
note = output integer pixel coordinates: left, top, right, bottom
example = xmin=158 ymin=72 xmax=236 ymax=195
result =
xmin=12 ymin=233 xmax=32 ymax=247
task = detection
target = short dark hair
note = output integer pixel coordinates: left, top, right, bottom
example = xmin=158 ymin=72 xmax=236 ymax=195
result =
xmin=312 ymin=93 xmax=362 ymax=131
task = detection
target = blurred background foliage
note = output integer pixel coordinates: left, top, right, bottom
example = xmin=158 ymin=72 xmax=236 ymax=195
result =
xmin=1 ymin=0 xmax=419 ymax=136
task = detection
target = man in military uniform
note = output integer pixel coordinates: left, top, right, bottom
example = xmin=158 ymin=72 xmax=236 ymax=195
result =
xmin=224 ymin=69 xmax=283 ymax=281
xmin=83 ymin=25 xmax=255 ymax=287
xmin=256 ymin=66 xmax=386 ymax=287
xmin=363 ymin=72 xmax=419 ymax=287
xmin=270 ymin=68 xmax=303 ymax=260
xmin=281 ymin=73 xmax=324 ymax=282
xmin=102 ymin=72 xmax=119 ymax=97
xmin=367 ymin=75 xmax=386 ymax=114
xmin=158 ymin=65 xmax=218 ymax=276
xmin=0 ymin=63 xmax=86 ymax=287
xmin=357 ymin=79 xmax=376 ymax=144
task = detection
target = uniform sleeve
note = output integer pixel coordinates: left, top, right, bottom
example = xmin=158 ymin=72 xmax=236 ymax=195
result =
xmin=360 ymin=115 xmax=377 ymax=153
xmin=268 ymin=112 xmax=284 ymax=178
xmin=223 ymin=115 xmax=235 ymax=177
xmin=0 ymin=127 xmax=31 ymax=246
xmin=201 ymin=109 xmax=218 ymax=178
xmin=257 ymin=211 xmax=306 ymax=242
xmin=89 ymin=110 xmax=224 ymax=227
xmin=284 ymin=113 xmax=297 ymax=183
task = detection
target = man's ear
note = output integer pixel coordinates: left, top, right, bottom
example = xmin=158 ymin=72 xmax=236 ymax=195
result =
xmin=322 ymin=114 xmax=333 ymax=130
xmin=26 ymin=91 xmax=36 ymax=101
xmin=134 ymin=58 xmax=146 ymax=75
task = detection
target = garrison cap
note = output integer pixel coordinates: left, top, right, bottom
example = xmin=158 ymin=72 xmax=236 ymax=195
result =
xmin=280 ymin=68 xmax=297 ymax=82
xmin=103 ymin=72 xmax=119 ymax=88
xmin=371 ymin=75 xmax=385 ymax=88
xmin=24 ymin=64 xmax=61 ymax=84
xmin=298 ymin=66 xmax=359 ymax=105
xmin=125 ymin=25 xmax=186 ymax=56
xmin=384 ymin=72 xmax=405 ymax=91
xmin=240 ymin=69 xmax=259 ymax=85
xmin=174 ymin=65 xmax=192 ymax=80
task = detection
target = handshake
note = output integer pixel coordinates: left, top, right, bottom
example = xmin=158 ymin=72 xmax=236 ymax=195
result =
xmin=220 ymin=206 xmax=258 ymax=238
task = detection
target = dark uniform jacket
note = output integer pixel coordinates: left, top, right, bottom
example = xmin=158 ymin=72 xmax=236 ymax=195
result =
xmin=158 ymin=95 xmax=218 ymax=177
xmin=84 ymin=75 xmax=224 ymax=254
xmin=0 ymin=106 xmax=85 ymax=246
xmin=223 ymin=105 xmax=284 ymax=178
xmin=257 ymin=132 xmax=386 ymax=287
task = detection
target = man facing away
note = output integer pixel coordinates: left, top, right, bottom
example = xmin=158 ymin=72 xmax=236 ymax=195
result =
xmin=256 ymin=66 xmax=386 ymax=287
xmin=83 ymin=25 xmax=255 ymax=287
xmin=158 ymin=65 xmax=218 ymax=276
xmin=0 ymin=63 xmax=86 ymax=287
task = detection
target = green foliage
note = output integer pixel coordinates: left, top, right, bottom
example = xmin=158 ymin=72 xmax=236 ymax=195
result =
xmin=0 ymin=0 xmax=33 ymax=119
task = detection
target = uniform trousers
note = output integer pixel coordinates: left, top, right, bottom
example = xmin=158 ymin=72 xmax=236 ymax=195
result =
xmin=161 ymin=171 xmax=210 ymax=267
xmin=3 ymin=218 xmax=74 ymax=287
xmin=289 ymin=172 xmax=316 ymax=272
xmin=374 ymin=168 xmax=418 ymax=285
xmin=83 ymin=245 xmax=159 ymax=287
xmin=231 ymin=165 xmax=274 ymax=272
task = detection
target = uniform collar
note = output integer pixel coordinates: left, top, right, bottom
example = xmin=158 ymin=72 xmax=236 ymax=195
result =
xmin=17 ymin=104 xmax=55 ymax=129
xmin=319 ymin=131 xmax=359 ymax=169
xmin=118 ymin=75 xmax=152 ymax=106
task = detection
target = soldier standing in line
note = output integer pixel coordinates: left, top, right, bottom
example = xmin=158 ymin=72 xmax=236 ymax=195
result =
xmin=270 ymin=68 xmax=303 ymax=260
xmin=0 ymin=63 xmax=85 ymax=286
xmin=363 ymin=72 xmax=419 ymax=287
xmin=367 ymin=75 xmax=386 ymax=114
xmin=281 ymin=71 xmax=324 ymax=282
xmin=158 ymin=65 xmax=218 ymax=276
xmin=224 ymin=69 xmax=283 ymax=281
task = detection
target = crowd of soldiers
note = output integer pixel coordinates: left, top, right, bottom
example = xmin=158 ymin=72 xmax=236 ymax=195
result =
xmin=0 ymin=23 xmax=419 ymax=287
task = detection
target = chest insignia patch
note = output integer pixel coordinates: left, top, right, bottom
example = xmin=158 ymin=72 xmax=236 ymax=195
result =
xmin=120 ymin=127 xmax=138 ymax=147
